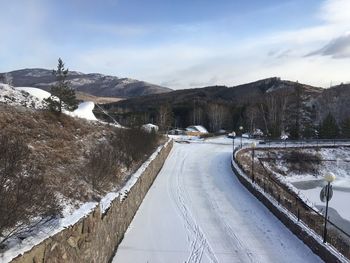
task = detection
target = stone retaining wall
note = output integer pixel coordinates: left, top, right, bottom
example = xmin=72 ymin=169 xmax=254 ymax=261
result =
xmin=10 ymin=140 xmax=173 ymax=263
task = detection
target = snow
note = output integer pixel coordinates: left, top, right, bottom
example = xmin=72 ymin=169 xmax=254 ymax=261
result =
xmin=167 ymin=134 xmax=204 ymax=142
xmin=0 ymin=202 xmax=97 ymax=263
xmin=186 ymin=125 xmax=209 ymax=134
xmin=16 ymin=87 xmax=51 ymax=101
xmin=141 ymin=123 xmax=159 ymax=133
xmin=260 ymin=147 xmax=350 ymax=229
xmin=71 ymin=101 xmax=97 ymax=121
xmin=69 ymin=78 xmax=95 ymax=86
xmin=112 ymin=137 xmax=321 ymax=263
xmin=1 ymin=140 xmax=171 ymax=263
xmin=15 ymin=86 xmax=98 ymax=121
xmin=0 ymin=84 xmax=45 ymax=109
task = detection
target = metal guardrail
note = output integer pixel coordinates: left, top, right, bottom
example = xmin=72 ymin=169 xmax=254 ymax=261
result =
xmin=260 ymin=139 xmax=350 ymax=147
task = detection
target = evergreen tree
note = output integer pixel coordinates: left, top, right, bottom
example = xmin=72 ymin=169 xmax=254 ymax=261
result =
xmin=341 ymin=118 xmax=350 ymax=138
xmin=45 ymin=58 xmax=78 ymax=113
xmin=318 ymin=113 xmax=339 ymax=139
xmin=301 ymin=123 xmax=316 ymax=139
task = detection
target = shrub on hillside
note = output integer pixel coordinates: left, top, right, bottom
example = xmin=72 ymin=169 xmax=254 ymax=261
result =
xmin=83 ymin=128 xmax=159 ymax=196
xmin=283 ymin=150 xmax=321 ymax=174
xmin=0 ymin=132 xmax=60 ymax=246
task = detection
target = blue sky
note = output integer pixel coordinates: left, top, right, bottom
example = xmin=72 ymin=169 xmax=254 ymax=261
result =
xmin=0 ymin=0 xmax=349 ymax=89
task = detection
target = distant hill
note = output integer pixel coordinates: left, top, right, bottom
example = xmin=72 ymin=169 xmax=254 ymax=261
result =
xmin=1 ymin=68 xmax=172 ymax=98
xmin=99 ymin=77 xmax=349 ymax=137
xmin=107 ymin=77 xmax=323 ymax=110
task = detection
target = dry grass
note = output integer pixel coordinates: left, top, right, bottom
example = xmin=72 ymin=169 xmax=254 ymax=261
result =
xmin=75 ymin=91 xmax=123 ymax=104
xmin=0 ymin=104 xmax=118 ymax=202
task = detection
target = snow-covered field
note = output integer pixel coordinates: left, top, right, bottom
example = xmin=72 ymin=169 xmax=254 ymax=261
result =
xmin=113 ymin=137 xmax=321 ymax=263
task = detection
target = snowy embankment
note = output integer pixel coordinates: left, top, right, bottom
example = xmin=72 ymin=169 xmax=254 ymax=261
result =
xmin=113 ymin=137 xmax=321 ymax=263
xmin=258 ymin=147 xmax=350 ymax=228
xmin=1 ymin=140 xmax=171 ymax=263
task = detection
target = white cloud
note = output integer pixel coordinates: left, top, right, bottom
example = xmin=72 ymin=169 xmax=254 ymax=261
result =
xmin=1 ymin=0 xmax=350 ymax=90
xmin=320 ymin=0 xmax=350 ymax=24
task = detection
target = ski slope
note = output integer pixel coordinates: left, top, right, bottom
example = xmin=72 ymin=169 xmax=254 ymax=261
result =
xmin=112 ymin=137 xmax=322 ymax=263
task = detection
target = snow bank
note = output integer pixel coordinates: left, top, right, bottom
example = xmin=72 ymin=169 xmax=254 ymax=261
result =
xmin=0 ymin=84 xmax=45 ymax=109
xmin=141 ymin=123 xmax=159 ymax=133
xmin=186 ymin=125 xmax=209 ymax=133
xmin=15 ymin=86 xmax=98 ymax=121
xmin=71 ymin=101 xmax=97 ymax=121
xmin=16 ymin=87 xmax=51 ymax=101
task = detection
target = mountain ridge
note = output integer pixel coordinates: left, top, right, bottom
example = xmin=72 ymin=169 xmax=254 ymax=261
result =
xmin=0 ymin=68 xmax=172 ymax=98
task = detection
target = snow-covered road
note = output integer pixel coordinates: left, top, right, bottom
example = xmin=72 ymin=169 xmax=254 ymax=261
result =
xmin=113 ymin=137 xmax=322 ymax=263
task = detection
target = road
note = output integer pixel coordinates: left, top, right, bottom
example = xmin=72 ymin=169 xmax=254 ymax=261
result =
xmin=113 ymin=137 xmax=322 ymax=263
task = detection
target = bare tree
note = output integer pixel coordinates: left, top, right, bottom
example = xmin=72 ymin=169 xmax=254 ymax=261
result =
xmin=157 ymin=104 xmax=172 ymax=131
xmin=192 ymin=98 xmax=204 ymax=125
xmin=261 ymin=90 xmax=289 ymax=138
xmin=245 ymin=105 xmax=259 ymax=133
xmin=207 ymin=103 xmax=228 ymax=132
xmin=0 ymin=73 xmax=13 ymax=85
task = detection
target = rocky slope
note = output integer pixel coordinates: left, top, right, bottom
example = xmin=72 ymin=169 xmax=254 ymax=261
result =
xmin=1 ymin=68 xmax=171 ymax=98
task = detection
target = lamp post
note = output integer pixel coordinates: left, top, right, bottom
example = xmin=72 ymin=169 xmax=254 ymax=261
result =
xmin=239 ymin=126 xmax=243 ymax=148
xmin=251 ymin=142 xmax=256 ymax=183
xmin=232 ymin=131 xmax=236 ymax=155
xmin=323 ymin=172 xmax=336 ymax=243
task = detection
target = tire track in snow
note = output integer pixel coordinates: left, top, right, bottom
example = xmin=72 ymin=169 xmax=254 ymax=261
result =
xmin=197 ymin=153 xmax=260 ymax=263
xmin=169 ymin=148 xmax=218 ymax=263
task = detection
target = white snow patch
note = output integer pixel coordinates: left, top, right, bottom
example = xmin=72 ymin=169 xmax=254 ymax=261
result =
xmin=71 ymin=101 xmax=97 ymax=121
xmin=16 ymin=87 xmax=51 ymax=101
xmin=0 ymin=84 xmax=45 ymax=109
xmin=16 ymin=86 xmax=98 ymax=121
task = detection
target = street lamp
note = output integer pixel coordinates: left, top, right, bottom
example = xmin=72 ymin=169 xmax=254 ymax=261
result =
xmin=323 ymin=172 xmax=336 ymax=243
xmin=239 ymin=126 xmax=243 ymax=148
xmin=251 ymin=142 xmax=256 ymax=183
xmin=232 ymin=131 xmax=236 ymax=155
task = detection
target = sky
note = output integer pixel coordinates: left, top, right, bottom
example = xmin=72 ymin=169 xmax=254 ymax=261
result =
xmin=0 ymin=0 xmax=349 ymax=90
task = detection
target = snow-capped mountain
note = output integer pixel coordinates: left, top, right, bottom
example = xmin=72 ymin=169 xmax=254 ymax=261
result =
xmin=1 ymin=68 xmax=171 ymax=98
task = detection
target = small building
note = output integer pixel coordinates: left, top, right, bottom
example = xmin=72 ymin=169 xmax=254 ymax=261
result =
xmin=186 ymin=125 xmax=209 ymax=136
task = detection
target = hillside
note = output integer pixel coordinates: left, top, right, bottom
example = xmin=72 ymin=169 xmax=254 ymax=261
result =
xmin=314 ymin=83 xmax=350 ymax=123
xmin=100 ymin=77 xmax=327 ymax=136
xmin=104 ymin=78 xmax=323 ymax=109
xmin=1 ymin=68 xmax=171 ymax=98
xmin=0 ymin=86 xmax=162 ymax=257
